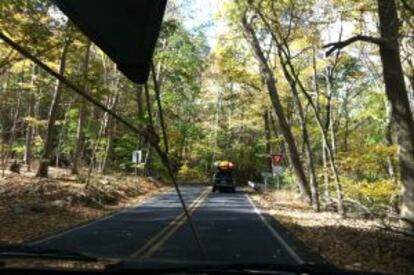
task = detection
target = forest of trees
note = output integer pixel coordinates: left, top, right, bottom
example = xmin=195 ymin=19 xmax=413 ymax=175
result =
xmin=0 ymin=0 xmax=413 ymax=232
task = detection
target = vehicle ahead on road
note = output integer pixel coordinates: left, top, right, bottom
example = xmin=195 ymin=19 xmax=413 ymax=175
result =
xmin=212 ymin=161 xmax=236 ymax=193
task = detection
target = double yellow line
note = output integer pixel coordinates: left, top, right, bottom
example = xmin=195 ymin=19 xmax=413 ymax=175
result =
xmin=130 ymin=188 xmax=210 ymax=258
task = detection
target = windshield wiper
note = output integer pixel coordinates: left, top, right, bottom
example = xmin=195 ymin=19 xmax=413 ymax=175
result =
xmin=0 ymin=245 xmax=97 ymax=262
xmin=107 ymin=260 xmax=376 ymax=275
xmin=199 ymin=263 xmax=378 ymax=275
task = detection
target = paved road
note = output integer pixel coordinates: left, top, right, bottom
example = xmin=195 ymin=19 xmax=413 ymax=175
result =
xmin=28 ymin=186 xmax=319 ymax=265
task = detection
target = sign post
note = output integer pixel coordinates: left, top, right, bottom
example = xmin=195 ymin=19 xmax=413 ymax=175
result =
xmin=132 ymin=150 xmax=143 ymax=176
xmin=132 ymin=150 xmax=142 ymax=164
xmin=271 ymin=154 xmax=284 ymax=190
xmin=261 ymin=172 xmax=272 ymax=192
xmin=257 ymin=154 xmax=285 ymax=192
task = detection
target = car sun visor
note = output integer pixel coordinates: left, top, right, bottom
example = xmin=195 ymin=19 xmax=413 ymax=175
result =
xmin=53 ymin=0 xmax=167 ymax=84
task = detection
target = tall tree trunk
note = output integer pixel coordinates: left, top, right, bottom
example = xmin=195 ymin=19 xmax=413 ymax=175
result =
xmin=151 ymin=62 xmax=168 ymax=153
xmin=212 ymin=88 xmax=222 ymax=166
xmin=136 ymin=85 xmax=145 ymax=123
xmin=323 ymin=73 xmax=344 ymax=213
xmin=241 ymin=15 xmax=311 ymax=202
xmin=322 ymin=139 xmax=331 ymax=199
xmin=330 ymin=105 xmax=337 ymax=157
xmin=144 ymin=83 xmax=154 ymax=125
xmin=144 ymin=83 xmax=154 ymax=176
xmin=269 ymin=111 xmax=287 ymax=161
xmin=144 ymin=147 xmax=153 ymax=177
xmin=377 ymin=0 xmax=414 ymax=230
xmin=2 ymin=90 xmax=21 ymax=177
xmin=94 ymin=62 xmax=119 ymax=174
xmin=37 ymin=31 xmax=72 ymax=177
xmin=24 ymin=65 xmax=36 ymax=171
xmin=405 ymin=58 xmax=414 ymax=111
xmin=134 ymin=85 xmax=145 ymax=175
xmin=0 ymin=139 xmax=5 ymax=177
xmin=72 ymin=41 xmax=91 ymax=175
xmin=101 ymin=119 xmax=115 ymax=174
xmin=310 ymin=49 xmax=332 ymax=200
xmin=300 ymin=78 xmax=344 ymax=215
xmin=325 ymin=72 xmax=337 ymax=158
xmin=277 ymin=47 xmax=319 ymax=211
xmin=385 ymin=100 xmax=396 ymax=179
xmin=136 ymin=85 xmax=144 ymax=147
xmin=86 ymin=109 xmax=107 ymax=184
xmin=263 ymin=111 xmax=273 ymax=171
xmin=255 ymin=8 xmax=328 ymax=208
xmin=342 ymin=92 xmax=350 ymax=152
xmin=55 ymin=100 xmax=73 ymax=168
xmin=179 ymin=133 xmax=187 ymax=161
xmin=100 ymin=91 xmax=119 ymax=174
xmin=279 ymin=42 xmax=344 ymax=215
xmin=312 ymin=46 xmax=321 ymax=113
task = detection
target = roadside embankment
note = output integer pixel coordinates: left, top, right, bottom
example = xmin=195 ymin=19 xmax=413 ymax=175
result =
xmin=0 ymin=167 xmax=170 ymax=245
xmin=251 ymin=190 xmax=414 ymax=275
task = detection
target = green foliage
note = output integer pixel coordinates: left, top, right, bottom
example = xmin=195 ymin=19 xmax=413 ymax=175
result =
xmin=342 ymin=178 xmax=398 ymax=213
xmin=11 ymin=144 xmax=25 ymax=155
xmin=113 ymin=133 xmax=137 ymax=171
xmin=177 ymin=162 xmax=207 ymax=183
xmin=338 ymin=144 xmax=397 ymax=181
xmin=0 ymin=0 xmax=407 ymax=219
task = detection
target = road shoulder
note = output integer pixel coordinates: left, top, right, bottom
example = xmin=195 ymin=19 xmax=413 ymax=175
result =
xmin=249 ymin=190 xmax=414 ymax=274
xmin=246 ymin=193 xmax=331 ymax=266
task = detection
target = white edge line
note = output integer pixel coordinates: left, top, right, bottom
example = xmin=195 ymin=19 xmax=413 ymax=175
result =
xmin=245 ymin=194 xmax=305 ymax=265
xmin=28 ymin=188 xmax=177 ymax=246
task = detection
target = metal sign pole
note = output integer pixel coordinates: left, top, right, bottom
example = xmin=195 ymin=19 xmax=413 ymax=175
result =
xmin=277 ymin=174 xmax=280 ymax=190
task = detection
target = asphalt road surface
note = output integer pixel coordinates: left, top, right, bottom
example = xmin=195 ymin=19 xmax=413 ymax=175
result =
xmin=28 ymin=186 xmax=320 ymax=265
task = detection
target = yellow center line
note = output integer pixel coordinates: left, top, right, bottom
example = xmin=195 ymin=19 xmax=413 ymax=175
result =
xmin=130 ymin=188 xmax=210 ymax=258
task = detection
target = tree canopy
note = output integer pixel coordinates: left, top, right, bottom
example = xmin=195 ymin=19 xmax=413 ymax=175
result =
xmin=0 ymin=0 xmax=413 ymax=231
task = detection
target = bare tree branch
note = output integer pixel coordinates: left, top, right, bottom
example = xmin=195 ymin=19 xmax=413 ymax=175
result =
xmin=290 ymin=46 xmax=312 ymax=60
xmin=323 ymin=35 xmax=388 ymax=57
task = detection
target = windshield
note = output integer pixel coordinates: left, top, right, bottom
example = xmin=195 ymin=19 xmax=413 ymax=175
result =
xmin=0 ymin=0 xmax=413 ymax=274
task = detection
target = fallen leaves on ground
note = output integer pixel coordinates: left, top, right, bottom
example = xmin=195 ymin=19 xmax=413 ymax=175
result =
xmin=251 ymin=190 xmax=414 ymax=275
xmin=0 ymin=167 xmax=170 ymax=245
